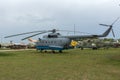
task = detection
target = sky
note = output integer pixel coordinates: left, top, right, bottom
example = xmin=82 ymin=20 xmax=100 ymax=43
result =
xmin=0 ymin=0 xmax=120 ymax=43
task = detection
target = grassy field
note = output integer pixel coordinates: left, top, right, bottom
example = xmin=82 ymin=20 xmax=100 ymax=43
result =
xmin=0 ymin=48 xmax=120 ymax=80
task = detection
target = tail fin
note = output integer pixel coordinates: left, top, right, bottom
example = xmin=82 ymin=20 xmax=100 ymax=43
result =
xmin=99 ymin=17 xmax=119 ymax=37
xmin=99 ymin=26 xmax=112 ymax=37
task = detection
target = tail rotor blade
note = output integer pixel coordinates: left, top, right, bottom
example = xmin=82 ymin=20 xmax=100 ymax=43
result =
xmin=100 ymin=17 xmax=119 ymax=27
xmin=111 ymin=17 xmax=119 ymax=25
xmin=112 ymin=29 xmax=115 ymax=37
xmin=99 ymin=24 xmax=110 ymax=27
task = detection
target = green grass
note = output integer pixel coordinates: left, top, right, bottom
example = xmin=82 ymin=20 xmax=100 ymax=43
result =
xmin=0 ymin=48 xmax=120 ymax=80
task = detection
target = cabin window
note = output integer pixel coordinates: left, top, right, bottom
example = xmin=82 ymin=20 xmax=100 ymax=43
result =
xmin=48 ymin=34 xmax=58 ymax=38
xmin=39 ymin=38 xmax=41 ymax=41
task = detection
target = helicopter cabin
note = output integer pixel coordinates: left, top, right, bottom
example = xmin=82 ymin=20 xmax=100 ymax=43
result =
xmin=36 ymin=34 xmax=71 ymax=51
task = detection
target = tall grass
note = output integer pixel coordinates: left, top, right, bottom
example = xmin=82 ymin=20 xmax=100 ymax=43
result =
xmin=0 ymin=48 xmax=120 ymax=80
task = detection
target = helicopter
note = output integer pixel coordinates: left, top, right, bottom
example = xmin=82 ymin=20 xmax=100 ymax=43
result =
xmin=5 ymin=18 xmax=119 ymax=53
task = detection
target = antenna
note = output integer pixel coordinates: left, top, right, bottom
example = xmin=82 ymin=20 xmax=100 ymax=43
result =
xmin=0 ymin=36 xmax=2 ymax=43
xmin=74 ymin=24 xmax=75 ymax=35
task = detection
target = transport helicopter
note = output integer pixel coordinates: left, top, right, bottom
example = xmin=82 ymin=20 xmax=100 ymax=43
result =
xmin=5 ymin=18 xmax=119 ymax=52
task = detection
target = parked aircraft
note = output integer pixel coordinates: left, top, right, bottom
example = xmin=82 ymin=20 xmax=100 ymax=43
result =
xmin=5 ymin=18 xmax=119 ymax=52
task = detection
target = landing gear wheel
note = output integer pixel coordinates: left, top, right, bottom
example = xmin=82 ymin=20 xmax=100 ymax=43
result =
xmin=40 ymin=49 xmax=43 ymax=53
xmin=44 ymin=50 xmax=47 ymax=53
xmin=59 ymin=50 xmax=62 ymax=53
xmin=52 ymin=50 xmax=55 ymax=53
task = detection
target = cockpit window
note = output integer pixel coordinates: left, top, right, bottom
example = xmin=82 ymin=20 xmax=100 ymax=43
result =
xmin=57 ymin=33 xmax=60 ymax=35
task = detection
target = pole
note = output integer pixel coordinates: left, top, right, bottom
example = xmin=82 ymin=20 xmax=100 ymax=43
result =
xmin=74 ymin=24 xmax=75 ymax=35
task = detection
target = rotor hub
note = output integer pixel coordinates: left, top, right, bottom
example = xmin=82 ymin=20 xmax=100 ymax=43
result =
xmin=52 ymin=29 xmax=56 ymax=33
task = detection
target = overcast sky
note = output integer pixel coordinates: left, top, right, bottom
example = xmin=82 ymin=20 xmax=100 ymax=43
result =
xmin=0 ymin=0 xmax=120 ymax=43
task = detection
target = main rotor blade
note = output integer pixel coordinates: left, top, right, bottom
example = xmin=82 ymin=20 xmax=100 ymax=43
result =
xmin=112 ymin=29 xmax=115 ymax=37
xmin=111 ymin=17 xmax=119 ymax=25
xmin=4 ymin=30 xmax=44 ymax=38
xmin=21 ymin=31 xmax=48 ymax=40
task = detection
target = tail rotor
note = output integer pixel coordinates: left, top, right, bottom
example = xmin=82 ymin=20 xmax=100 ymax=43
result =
xmin=112 ymin=29 xmax=115 ymax=37
xmin=99 ymin=17 xmax=119 ymax=37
